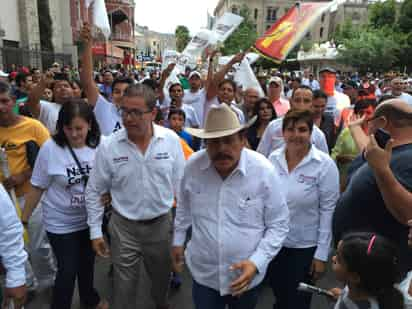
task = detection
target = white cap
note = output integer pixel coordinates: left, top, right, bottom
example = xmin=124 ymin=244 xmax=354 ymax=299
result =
xmin=188 ymin=71 xmax=201 ymax=79
xmin=0 ymin=70 xmax=8 ymax=77
xmin=268 ymin=76 xmax=283 ymax=85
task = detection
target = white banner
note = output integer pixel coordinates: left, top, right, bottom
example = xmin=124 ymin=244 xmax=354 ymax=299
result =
xmin=85 ymin=0 xmax=111 ymax=39
xmin=233 ymin=58 xmax=265 ymax=97
xmin=162 ymin=50 xmax=180 ymax=70
xmin=211 ymin=13 xmax=244 ymax=44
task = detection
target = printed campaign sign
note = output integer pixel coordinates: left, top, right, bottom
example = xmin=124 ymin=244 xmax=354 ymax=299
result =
xmin=162 ymin=50 xmax=180 ymax=70
xmin=211 ymin=13 xmax=244 ymax=44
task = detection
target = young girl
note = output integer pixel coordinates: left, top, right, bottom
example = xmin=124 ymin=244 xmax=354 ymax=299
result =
xmin=330 ymin=232 xmax=404 ymax=309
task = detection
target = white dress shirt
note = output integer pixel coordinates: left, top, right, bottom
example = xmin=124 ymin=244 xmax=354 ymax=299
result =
xmin=0 ymin=184 xmax=27 ymax=288
xmin=257 ymin=117 xmax=329 ymax=157
xmin=86 ymin=125 xmax=185 ymax=239
xmin=183 ymin=88 xmax=207 ymax=126
xmin=174 ymin=148 xmax=289 ymax=295
xmin=269 ymin=146 xmax=339 ymax=261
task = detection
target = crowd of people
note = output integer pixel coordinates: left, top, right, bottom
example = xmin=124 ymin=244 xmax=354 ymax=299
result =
xmin=2 ymin=23 xmax=412 ymax=309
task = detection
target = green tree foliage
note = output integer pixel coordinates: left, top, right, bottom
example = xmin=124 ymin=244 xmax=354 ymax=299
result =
xmin=333 ymin=18 xmax=359 ymax=45
xmin=368 ymin=0 xmax=397 ymax=29
xmin=398 ymin=0 xmax=412 ymax=33
xmin=220 ymin=6 xmax=258 ymax=55
xmin=175 ymin=25 xmax=191 ymax=52
xmin=337 ymin=27 xmax=401 ymax=74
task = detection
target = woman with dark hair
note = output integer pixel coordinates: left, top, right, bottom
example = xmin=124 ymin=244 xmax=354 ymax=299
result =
xmin=268 ymin=109 xmax=339 ymax=309
xmin=22 ymin=99 xmax=108 ymax=309
xmin=247 ymin=97 xmax=277 ymax=150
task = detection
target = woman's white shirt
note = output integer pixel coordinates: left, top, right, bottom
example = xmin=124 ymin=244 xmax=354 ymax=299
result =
xmin=269 ymin=145 xmax=340 ymax=261
xmin=31 ymin=139 xmax=98 ymax=234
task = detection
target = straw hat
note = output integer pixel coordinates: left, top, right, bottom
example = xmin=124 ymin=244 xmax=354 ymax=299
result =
xmin=186 ymin=104 xmax=256 ymax=139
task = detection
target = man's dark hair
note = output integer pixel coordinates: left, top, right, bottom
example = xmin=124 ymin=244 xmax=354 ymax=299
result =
xmin=168 ymin=108 xmax=186 ymax=121
xmin=123 ymin=84 xmax=157 ymax=111
xmin=291 ymin=85 xmax=313 ymax=99
xmin=15 ymin=73 xmax=29 ymax=88
xmin=0 ymin=81 xmax=12 ymax=96
xmin=354 ymin=99 xmax=377 ymax=114
xmin=112 ymin=77 xmax=133 ymax=90
xmin=282 ymin=109 xmax=314 ymax=133
xmin=374 ymin=103 xmax=412 ymax=128
xmin=51 ymin=78 xmax=71 ymax=91
xmin=291 ymin=77 xmax=302 ymax=84
xmin=169 ymin=83 xmax=183 ymax=93
xmin=218 ymin=79 xmax=237 ymax=92
xmin=142 ymin=79 xmax=159 ymax=91
xmin=313 ymin=89 xmax=328 ymax=101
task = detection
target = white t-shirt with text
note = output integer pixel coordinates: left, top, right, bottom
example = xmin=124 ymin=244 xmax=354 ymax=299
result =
xmin=31 ymin=139 xmax=98 ymax=234
xmin=94 ymin=95 xmax=123 ymax=136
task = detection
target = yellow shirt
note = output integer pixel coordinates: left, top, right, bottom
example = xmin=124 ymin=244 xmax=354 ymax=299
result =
xmin=0 ymin=117 xmax=50 ymax=197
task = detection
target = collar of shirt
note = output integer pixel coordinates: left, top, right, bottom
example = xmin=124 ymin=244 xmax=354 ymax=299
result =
xmin=271 ymin=145 xmax=323 ymax=173
xmin=117 ymin=123 xmax=166 ymax=143
xmin=199 ymin=148 xmax=247 ymax=177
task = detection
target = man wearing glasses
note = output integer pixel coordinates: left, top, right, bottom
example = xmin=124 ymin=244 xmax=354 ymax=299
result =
xmin=86 ymin=84 xmax=185 ymax=309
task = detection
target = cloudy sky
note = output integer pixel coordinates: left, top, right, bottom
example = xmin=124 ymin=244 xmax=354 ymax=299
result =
xmin=134 ymin=0 xmax=219 ymax=34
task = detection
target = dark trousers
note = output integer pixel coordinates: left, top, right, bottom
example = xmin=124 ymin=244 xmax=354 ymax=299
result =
xmin=192 ymin=280 xmax=260 ymax=309
xmin=47 ymin=229 xmax=100 ymax=309
xmin=268 ymin=246 xmax=317 ymax=309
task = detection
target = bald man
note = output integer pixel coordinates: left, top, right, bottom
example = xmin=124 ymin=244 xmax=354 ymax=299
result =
xmin=238 ymin=88 xmax=261 ymax=122
xmin=390 ymin=77 xmax=412 ymax=105
xmin=333 ymin=99 xmax=412 ymax=276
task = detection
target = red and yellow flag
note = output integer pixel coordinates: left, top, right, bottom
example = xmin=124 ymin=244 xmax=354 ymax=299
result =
xmin=253 ymin=2 xmax=333 ymax=63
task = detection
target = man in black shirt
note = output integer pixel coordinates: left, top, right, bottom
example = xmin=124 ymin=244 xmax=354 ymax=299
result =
xmin=333 ymin=99 xmax=412 ymax=275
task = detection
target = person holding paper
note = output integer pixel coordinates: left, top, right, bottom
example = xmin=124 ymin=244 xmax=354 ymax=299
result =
xmin=205 ymin=52 xmax=246 ymax=125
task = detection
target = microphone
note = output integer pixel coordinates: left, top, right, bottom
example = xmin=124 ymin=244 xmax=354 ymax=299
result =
xmin=297 ymin=282 xmax=335 ymax=299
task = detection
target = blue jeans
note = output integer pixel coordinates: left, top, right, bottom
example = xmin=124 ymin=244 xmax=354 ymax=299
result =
xmin=192 ymin=280 xmax=260 ymax=309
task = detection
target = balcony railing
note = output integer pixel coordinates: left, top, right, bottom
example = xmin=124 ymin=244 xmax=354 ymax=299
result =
xmin=111 ymin=32 xmax=133 ymax=42
xmin=106 ymin=0 xmax=134 ymax=4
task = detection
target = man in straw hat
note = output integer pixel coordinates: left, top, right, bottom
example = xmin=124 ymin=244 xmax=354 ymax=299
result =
xmin=172 ymin=104 xmax=289 ymax=309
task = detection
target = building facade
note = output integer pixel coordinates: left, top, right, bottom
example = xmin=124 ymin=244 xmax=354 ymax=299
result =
xmin=213 ymin=0 xmax=369 ymax=44
xmin=71 ymin=0 xmax=136 ymax=66
xmin=0 ymin=0 xmax=79 ymax=70
xmin=135 ymin=24 xmax=176 ymax=61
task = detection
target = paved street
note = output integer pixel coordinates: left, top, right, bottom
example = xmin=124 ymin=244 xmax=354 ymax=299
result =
xmin=27 ymin=256 xmax=339 ymax=309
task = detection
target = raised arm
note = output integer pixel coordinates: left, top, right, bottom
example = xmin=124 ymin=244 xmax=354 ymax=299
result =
xmin=26 ymin=76 xmax=48 ymax=119
xmin=158 ymin=63 xmax=175 ymax=105
xmin=206 ymin=52 xmax=246 ymax=101
xmin=348 ymin=114 xmax=369 ymax=152
xmin=365 ymin=135 xmax=412 ymax=224
xmin=79 ymin=23 xmax=99 ymax=107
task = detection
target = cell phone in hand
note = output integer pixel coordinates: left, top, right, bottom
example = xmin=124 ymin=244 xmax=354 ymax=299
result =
xmin=374 ymin=128 xmax=391 ymax=149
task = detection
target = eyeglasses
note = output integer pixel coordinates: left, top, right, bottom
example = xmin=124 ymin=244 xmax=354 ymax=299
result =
xmin=120 ymin=107 xmax=152 ymax=118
